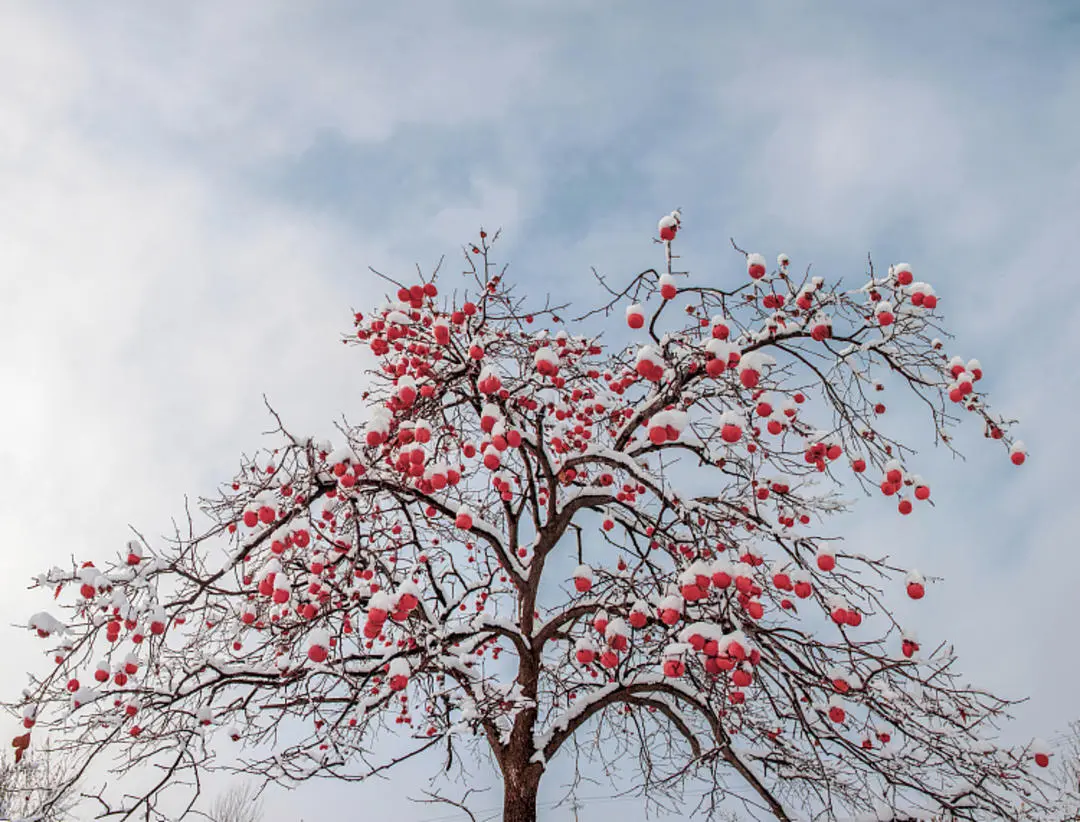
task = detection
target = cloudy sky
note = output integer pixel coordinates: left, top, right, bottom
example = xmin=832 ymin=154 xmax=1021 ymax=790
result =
xmin=1 ymin=1 xmax=1078 ymax=820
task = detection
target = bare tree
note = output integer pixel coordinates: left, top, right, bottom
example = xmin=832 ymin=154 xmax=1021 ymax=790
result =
xmin=6 ymin=214 xmax=1057 ymax=820
xmin=208 ymin=783 xmax=262 ymax=822
xmin=0 ymin=742 xmax=79 ymax=822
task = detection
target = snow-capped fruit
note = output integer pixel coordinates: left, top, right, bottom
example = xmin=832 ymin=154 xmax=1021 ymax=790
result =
xmin=894 ymin=263 xmax=913 ymax=286
xmin=308 ymin=629 xmax=330 ymax=663
xmin=876 ymin=302 xmax=895 ymax=327
xmin=829 ymin=704 xmax=846 ymax=723
xmin=658 ymin=214 xmax=678 ymax=241
xmin=272 ymin=579 xmax=291 ymax=604
xmin=626 ymin=304 xmax=645 ymax=329
xmin=388 ymin=660 xmax=410 ymax=692
xmin=605 ymin=619 xmax=629 ymax=652
xmin=658 ymin=273 xmax=678 ymax=300
xmin=433 ymin=318 xmax=450 ymax=345
xmin=662 ymin=658 xmax=685 ymax=678
xmin=575 ymin=639 xmax=596 ymax=665
xmin=1010 ymin=442 xmax=1027 ymax=465
xmin=455 ymin=510 xmax=474 ymax=530
xmin=810 ymin=319 xmax=831 ymax=341
xmin=906 ymin=570 xmax=925 ymax=600
xmin=126 ymin=541 xmax=143 ymax=565
xmin=732 ymin=669 xmax=752 ymax=688
xmin=816 ymin=550 xmax=835 ymax=572
xmin=573 ymin=565 xmax=593 ymax=593
xmin=1032 ymin=739 xmax=1051 ymax=768
xmin=747 ymin=253 xmax=767 ymax=280
xmin=534 ymin=347 xmax=559 ymax=377
xmin=657 ymin=595 xmax=683 ymax=626
xmin=712 ymin=564 xmax=732 ymax=589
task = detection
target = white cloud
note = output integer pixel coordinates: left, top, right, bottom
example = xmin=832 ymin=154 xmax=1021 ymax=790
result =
xmin=1 ymin=2 xmax=1078 ymax=821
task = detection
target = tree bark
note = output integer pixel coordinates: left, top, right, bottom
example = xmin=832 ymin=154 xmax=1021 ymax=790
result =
xmin=502 ymin=762 xmax=541 ymax=822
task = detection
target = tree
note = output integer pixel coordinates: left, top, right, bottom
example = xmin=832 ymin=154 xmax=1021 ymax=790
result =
xmin=208 ymin=783 xmax=262 ymax=822
xmin=6 ymin=213 xmax=1056 ymax=821
xmin=0 ymin=742 xmax=79 ymax=822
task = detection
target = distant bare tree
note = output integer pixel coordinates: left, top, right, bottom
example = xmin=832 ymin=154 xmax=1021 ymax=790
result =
xmin=208 ymin=783 xmax=263 ymax=822
xmin=0 ymin=743 xmax=79 ymax=822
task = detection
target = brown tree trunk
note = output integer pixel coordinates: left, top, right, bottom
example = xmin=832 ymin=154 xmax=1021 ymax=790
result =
xmin=502 ymin=761 xmax=542 ymax=822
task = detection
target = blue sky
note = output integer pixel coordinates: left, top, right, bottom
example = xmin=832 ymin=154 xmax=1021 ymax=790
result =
xmin=1 ymin=2 xmax=1079 ymax=820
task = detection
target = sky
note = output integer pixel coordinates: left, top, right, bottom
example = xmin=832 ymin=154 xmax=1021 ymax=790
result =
xmin=1 ymin=1 xmax=1079 ymax=820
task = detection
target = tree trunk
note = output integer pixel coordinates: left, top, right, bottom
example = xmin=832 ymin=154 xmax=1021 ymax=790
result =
xmin=502 ymin=763 xmax=541 ymax=822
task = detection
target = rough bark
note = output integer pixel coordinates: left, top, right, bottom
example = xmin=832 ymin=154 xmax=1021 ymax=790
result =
xmin=502 ymin=760 xmax=541 ymax=822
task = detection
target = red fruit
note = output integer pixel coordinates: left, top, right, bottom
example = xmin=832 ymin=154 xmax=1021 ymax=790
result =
xmin=793 ymin=581 xmax=811 ymax=599
xmin=1011 ymin=451 xmax=1026 ymax=466
xmin=712 ymin=569 xmax=732 ymax=588
xmin=721 ymin=424 xmax=742 ymax=443
xmin=574 ymin=577 xmax=592 ymax=593
xmin=898 ymin=499 xmax=913 ymax=515
xmin=308 ymin=645 xmax=328 ymax=663
xmin=662 ymin=659 xmax=685 ymax=678
xmin=243 ymin=510 xmax=259 ymax=528
xmin=576 ymin=648 xmax=595 ymax=665
xmin=1035 ymin=752 xmax=1050 ymax=768
xmin=816 ymin=553 xmax=835 ymax=572
xmin=907 ymin=582 xmax=925 ymax=600
xmin=914 ymin=485 xmax=930 ymax=501
xmin=659 ymin=225 xmax=676 ymax=241
xmin=629 ymin=611 xmax=648 ymax=629
xmin=455 ymin=512 xmax=473 ymax=529
xmin=829 ymin=706 xmax=846 ymax=723
xmin=732 ymin=669 xmax=752 ymax=688
xmin=739 ymin=369 xmax=759 ymax=389
xmin=902 ymin=639 xmax=918 ymax=658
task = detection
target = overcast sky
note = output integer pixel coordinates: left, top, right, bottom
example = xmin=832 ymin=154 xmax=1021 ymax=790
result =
xmin=1 ymin=2 xmax=1078 ymax=820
